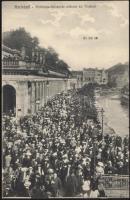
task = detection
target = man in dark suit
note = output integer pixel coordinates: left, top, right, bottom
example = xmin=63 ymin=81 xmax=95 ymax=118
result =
xmin=65 ymin=169 xmax=78 ymax=197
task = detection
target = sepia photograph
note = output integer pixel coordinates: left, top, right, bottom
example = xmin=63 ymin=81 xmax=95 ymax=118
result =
xmin=2 ymin=0 xmax=129 ymax=198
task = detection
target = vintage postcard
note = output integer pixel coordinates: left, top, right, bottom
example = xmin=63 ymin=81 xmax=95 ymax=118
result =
xmin=2 ymin=0 xmax=129 ymax=198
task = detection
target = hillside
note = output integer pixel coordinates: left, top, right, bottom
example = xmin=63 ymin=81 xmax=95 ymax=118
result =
xmin=107 ymin=62 xmax=129 ymax=88
xmin=107 ymin=63 xmax=129 ymax=74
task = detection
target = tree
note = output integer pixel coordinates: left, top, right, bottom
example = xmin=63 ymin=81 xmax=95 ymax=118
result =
xmin=3 ymin=28 xmax=71 ymax=76
xmin=32 ymin=37 xmax=39 ymax=48
xmin=56 ymin=60 xmax=70 ymax=74
xmin=45 ymin=47 xmax=59 ymax=70
xmin=3 ymin=27 xmax=39 ymax=59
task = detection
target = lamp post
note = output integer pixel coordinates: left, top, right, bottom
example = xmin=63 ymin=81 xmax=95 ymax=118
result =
xmin=96 ymin=107 xmax=104 ymax=141
xmin=100 ymin=108 xmax=104 ymax=141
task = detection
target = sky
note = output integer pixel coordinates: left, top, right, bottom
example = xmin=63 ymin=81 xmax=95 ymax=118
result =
xmin=2 ymin=1 xmax=129 ymax=70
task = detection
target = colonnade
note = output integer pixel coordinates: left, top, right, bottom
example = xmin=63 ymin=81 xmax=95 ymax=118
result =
xmin=2 ymin=75 xmax=76 ymax=119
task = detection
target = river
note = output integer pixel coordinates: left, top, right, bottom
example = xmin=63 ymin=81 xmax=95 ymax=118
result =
xmin=95 ymin=94 xmax=129 ymax=137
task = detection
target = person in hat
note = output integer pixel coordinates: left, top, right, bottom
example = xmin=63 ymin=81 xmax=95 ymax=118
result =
xmin=50 ymin=173 xmax=62 ymax=197
xmin=83 ymin=161 xmax=91 ymax=180
xmin=123 ymin=158 xmax=129 ymax=175
xmin=96 ymin=162 xmax=104 ymax=177
xmin=116 ymin=161 xmax=124 ymax=174
xmin=24 ymin=179 xmax=31 ymax=196
xmin=90 ymin=175 xmax=99 ymax=197
xmin=98 ymin=183 xmax=106 ymax=197
xmin=15 ymin=173 xmax=28 ymax=197
xmin=123 ymin=135 xmax=129 ymax=147
xmin=76 ymin=167 xmax=84 ymax=194
xmin=96 ymin=148 xmax=102 ymax=161
xmin=59 ymin=162 xmax=68 ymax=187
xmin=44 ymin=174 xmax=53 ymax=193
xmin=115 ymin=135 xmax=122 ymax=147
xmin=104 ymin=161 xmax=114 ymax=174
xmin=39 ymin=185 xmax=48 ymax=198
xmin=5 ymin=154 xmax=11 ymax=168
xmin=65 ymin=169 xmax=78 ymax=197
xmin=22 ymin=154 xmax=31 ymax=168
xmin=31 ymin=184 xmax=45 ymax=198
xmin=82 ymin=177 xmax=91 ymax=198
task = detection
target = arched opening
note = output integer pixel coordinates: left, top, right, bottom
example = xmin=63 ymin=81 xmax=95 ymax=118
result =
xmin=3 ymin=85 xmax=16 ymax=116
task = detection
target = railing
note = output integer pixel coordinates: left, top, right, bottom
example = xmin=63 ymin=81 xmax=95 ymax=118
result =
xmin=2 ymin=60 xmax=19 ymax=68
xmin=2 ymin=59 xmax=46 ymax=70
xmin=48 ymin=70 xmax=67 ymax=77
xmin=99 ymin=174 xmax=129 ymax=189
xmin=99 ymin=174 xmax=129 ymax=197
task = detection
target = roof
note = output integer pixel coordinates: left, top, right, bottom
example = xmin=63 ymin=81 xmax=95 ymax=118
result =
xmin=2 ymin=44 xmax=21 ymax=55
xmin=83 ymin=68 xmax=97 ymax=71
xmin=71 ymin=70 xmax=83 ymax=74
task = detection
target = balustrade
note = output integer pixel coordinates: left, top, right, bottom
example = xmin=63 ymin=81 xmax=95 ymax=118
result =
xmin=2 ymin=59 xmax=19 ymax=68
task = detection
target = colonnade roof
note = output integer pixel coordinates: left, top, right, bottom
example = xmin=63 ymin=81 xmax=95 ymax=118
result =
xmin=2 ymin=74 xmax=76 ymax=81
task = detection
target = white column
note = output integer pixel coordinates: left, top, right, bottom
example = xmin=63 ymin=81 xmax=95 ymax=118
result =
xmin=31 ymin=82 xmax=36 ymax=114
xmin=36 ymin=82 xmax=39 ymax=112
xmin=44 ymin=82 xmax=47 ymax=104
xmin=17 ymin=81 xmax=28 ymax=118
xmin=41 ymin=82 xmax=44 ymax=106
xmin=23 ymin=82 xmax=29 ymax=116
xmin=28 ymin=82 xmax=31 ymax=114
xmin=40 ymin=82 xmax=42 ymax=109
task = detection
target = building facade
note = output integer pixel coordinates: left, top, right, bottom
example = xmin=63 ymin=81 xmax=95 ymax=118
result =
xmin=71 ymin=70 xmax=83 ymax=88
xmin=2 ymin=45 xmax=77 ymax=119
xmin=83 ymin=68 xmax=108 ymax=85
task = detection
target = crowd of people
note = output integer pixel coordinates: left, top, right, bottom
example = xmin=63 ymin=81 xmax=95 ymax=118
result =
xmin=2 ymin=89 xmax=129 ymax=198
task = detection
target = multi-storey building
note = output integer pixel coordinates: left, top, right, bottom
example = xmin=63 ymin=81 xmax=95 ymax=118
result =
xmin=83 ymin=68 xmax=108 ymax=85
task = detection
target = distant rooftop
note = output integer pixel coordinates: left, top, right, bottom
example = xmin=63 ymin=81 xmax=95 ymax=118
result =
xmin=83 ymin=68 xmax=105 ymax=71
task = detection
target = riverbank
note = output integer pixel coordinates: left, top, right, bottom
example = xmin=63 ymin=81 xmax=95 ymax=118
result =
xmin=96 ymin=93 xmax=129 ymax=138
xmin=100 ymin=88 xmax=120 ymax=97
